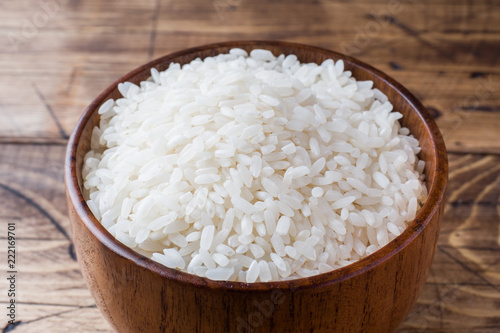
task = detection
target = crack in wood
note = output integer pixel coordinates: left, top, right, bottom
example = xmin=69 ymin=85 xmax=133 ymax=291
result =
xmin=385 ymin=15 xmax=451 ymax=57
xmin=32 ymin=83 xmax=69 ymax=140
xmin=69 ymin=242 xmax=77 ymax=261
xmin=2 ymin=305 xmax=96 ymax=332
xmin=462 ymin=105 xmax=500 ymax=112
xmin=437 ymin=245 xmax=500 ymax=293
xmin=0 ymin=182 xmax=70 ymax=241
xmin=65 ymin=67 xmax=78 ymax=95
xmin=405 ymin=245 xmax=500 ymax=328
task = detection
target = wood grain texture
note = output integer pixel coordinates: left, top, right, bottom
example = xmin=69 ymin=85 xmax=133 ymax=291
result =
xmin=2 ymin=146 xmax=499 ymax=332
xmin=0 ymin=0 xmax=499 ymax=153
xmin=0 ymin=0 xmax=498 ymax=332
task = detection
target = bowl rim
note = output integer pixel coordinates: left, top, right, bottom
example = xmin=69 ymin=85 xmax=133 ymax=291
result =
xmin=65 ymin=40 xmax=448 ymax=291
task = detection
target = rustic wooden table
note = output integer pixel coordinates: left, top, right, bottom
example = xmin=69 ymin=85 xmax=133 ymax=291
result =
xmin=1 ymin=0 xmax=499 ymax=332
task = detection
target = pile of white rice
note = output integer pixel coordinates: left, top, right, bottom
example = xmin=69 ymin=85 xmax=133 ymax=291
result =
xmin=82 ymin=48 xmax=426 ymax=283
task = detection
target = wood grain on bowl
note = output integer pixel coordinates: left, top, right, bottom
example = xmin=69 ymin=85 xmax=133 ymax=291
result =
xmin=65 ymin=41 xmax=447 ymax=333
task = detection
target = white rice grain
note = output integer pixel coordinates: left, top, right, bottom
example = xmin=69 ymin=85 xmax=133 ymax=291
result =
xmin=83 ymin=49 xmax=427 ymax=283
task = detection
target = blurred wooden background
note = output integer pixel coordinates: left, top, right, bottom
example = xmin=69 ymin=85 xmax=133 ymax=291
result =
xmin=1 ymin=0 xmax=499 ymax=332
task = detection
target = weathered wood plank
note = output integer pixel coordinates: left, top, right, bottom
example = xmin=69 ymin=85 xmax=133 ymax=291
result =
xmin=1 ymin=0 xmax=500 ymax=331
xmin=1 ymin=144 xmax=499 ymax=331
xmin=2 ymin=304 xmax=111 ymax=333
xmin=0 ymin=239 xmax=90 ymax=305
xmin=399 ymin=153 xmax=500 ymax=332
xmin=0 ymin=0 xmax=499 ymax=154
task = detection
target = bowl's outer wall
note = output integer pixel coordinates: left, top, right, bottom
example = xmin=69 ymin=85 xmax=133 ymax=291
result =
xmin=67 ymin=198 xmax=442 ymax=333
xmin=65 ymin=41 xmax=447 ymax=333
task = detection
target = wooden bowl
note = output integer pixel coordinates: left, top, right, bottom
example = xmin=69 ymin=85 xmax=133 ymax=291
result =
xmin=65 ymin=41 xmax=448 ymax=333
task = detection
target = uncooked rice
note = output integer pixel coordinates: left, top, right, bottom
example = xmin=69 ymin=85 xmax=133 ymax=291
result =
xmin=82 ymin=48 xmax=427 ymax=282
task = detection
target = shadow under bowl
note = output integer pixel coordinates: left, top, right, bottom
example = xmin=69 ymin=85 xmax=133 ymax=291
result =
xmin=65 ymin=40 xmax=448 ymax=333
